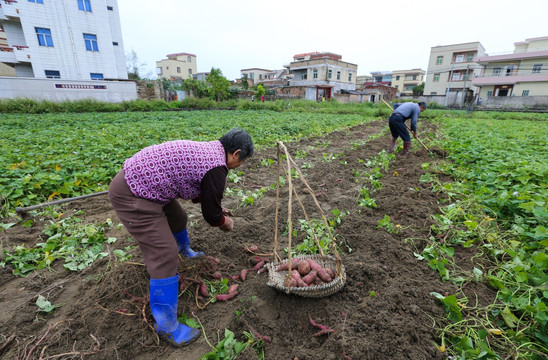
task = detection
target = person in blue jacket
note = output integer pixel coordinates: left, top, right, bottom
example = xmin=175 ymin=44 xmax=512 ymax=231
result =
xmin=388 ymin=102 xmax=427 ymax=155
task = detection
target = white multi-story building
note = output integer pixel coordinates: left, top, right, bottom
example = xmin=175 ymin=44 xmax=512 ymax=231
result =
xmin=472 ymin=36 xmax=548 ymax=98
xmin=391 ymin=68 xmax=425 ymax=95
xmin=424 ymin=42 xmax=486 ymax=101
xmin=156 ymin=52 xmax=197 ymax=81
xmin=0 ymin=0 xmax=135 ymax=102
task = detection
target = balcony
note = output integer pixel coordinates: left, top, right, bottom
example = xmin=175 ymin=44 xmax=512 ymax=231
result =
xmin=13 ymin=44 xmax=30 ymax=62
xmin=472 ymin=73 xmax=548 ymax=86
xmin=0 ymin=0 xmax=20 ymax=19
xmin=0 ymin=45 xmax=16 ymax=63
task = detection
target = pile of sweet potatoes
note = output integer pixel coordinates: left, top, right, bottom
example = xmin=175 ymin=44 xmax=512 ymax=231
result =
xmin=277 ymin=258 xmax=336 ymax=288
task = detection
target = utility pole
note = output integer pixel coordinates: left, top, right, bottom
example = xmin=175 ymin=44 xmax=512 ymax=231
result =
xmin=444 ymin=62 xmax=454 ymax=107
xmin=461 ymin=65 xmax=470 ymax=106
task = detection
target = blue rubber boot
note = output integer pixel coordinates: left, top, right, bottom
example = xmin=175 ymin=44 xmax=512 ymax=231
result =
xmin=174 ymin=228 xmax=204 ymax=258
xmin=149 ymin=275 xmax=200 ymax=347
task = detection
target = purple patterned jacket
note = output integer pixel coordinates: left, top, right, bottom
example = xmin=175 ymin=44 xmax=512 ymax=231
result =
xmin=123 ymin=140 xmax=227 ymax=204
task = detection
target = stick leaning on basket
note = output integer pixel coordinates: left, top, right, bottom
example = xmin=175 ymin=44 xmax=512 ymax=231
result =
xmin=266 ymin=141 xmax=346 ymax=298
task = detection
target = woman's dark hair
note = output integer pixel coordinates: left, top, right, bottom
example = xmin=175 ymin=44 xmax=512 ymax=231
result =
xmin=219 ymin=128 xmax=254 ymax=161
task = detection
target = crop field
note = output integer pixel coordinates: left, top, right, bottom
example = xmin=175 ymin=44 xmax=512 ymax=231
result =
xmin=0 ymin=106 xmax=547 ymax=360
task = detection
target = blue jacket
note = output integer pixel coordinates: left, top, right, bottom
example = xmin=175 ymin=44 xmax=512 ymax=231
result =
xmin=393 ymin=102 xmax=421 ymax=132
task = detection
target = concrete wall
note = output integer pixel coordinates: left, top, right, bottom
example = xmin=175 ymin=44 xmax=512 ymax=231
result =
xmin=400 ymin=93 xmax=548 ymax=110
xmin=482 ymin=95 xmax=548 ymax=110
xmin=134 ymin=79 xmax=164 ymax=100
xmin=0 ymin=77 xmax=137 ymax=102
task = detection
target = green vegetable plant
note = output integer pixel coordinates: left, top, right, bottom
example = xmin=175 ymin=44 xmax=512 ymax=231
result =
xmin=1 ymin=217 xmax=117 ymax=276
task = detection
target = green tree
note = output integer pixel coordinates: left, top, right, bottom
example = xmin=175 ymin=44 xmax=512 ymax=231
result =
xmin=182 ymin=78 xmax=209 ymax=98
xmin=254 ymin=84 xmax=266 ymax=99
xmin=240 ymin=76 xmax=249 ymax=90
xmin=412 ymin=82 xmax=424 ymax=96
xmin=207 ymin=68 xmax=230 ymax=101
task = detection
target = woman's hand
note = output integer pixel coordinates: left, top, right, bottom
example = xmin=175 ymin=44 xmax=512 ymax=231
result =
xmin=222 ymin=208 xmax=234 ymax=217
xmin=219 ymin=217 xmax=234 ymax=232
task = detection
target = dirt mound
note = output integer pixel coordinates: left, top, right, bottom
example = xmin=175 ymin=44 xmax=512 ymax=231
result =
xmin=0 ymin=120 xmax=463 ymax=359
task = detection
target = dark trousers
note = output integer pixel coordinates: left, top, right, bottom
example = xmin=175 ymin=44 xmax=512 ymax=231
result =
xmin=389 ymin=113 xmax=411 ymax=142
xmin=108 ymin=170 xmax=188 ymax=279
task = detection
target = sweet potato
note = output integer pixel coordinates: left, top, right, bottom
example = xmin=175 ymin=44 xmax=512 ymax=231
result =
xmin=252 ymin=260 xmax=265 ymax=272
xmin=206 ymin=256 xmax=220 ymax=265
xmin=298 ymin=260 xmax=311 ymax=276
xmin=240 ymin=269 xmax=248 ymax=281
xmin=250 ymin=256 xmax=270 ymax=265
xmin=276 ymin=258 xmax=300 ymax=271
xmin=291 ymin=270 xmax=308 ymax=288
xmin=302 ymin=270 xmax=317 ymax=285
xmin=212 ymin=271 xmax=223 ymax=280
xmin=228 ymin=284 xmax=239 ymax=294
xmin=199 ymin=282 xmax=209 ymax=297
xmin=216 ymin=291 xmax=238 ymax=301
xmin=289 ymin=278 xmax=297 ymax=288
xmin=245 ymin=245 xmax=258 ymax=253
xmin=307 ymin=260 xmax=332 ymax=282
xmin=325 ymin=267 xmax=336 ymax=279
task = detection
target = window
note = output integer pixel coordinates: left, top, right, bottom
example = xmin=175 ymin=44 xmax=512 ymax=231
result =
xmin=177 ymin=67 xmax=181 ymax=73
xmin=405 ymin=85 xmax=414 ymax=91
xmin=492 ymin=67 xmax=501 ymax=76
xmin=436 ymin=56 xmax=443 ymax=65
xmin=90 ymin=73 xmax=103 ymax=80
xmin=336 ymin=71 xmax=340 ymax=80
xmin=28 ymin=0 xmax=44 ymax=3
xmin=413 ymin=75 xmax=417 ymax=80
xmin=348 ymin=73 xmax=352 ymax=82
xmin=455 ymin=54 xmax=464 ymax=63
xmin=112 ymin=41 xmax=118 ymax=46
xmin=395 ymin=85 xmax=399 ymax=89
xmin=78 ymin=0 xmax=92 ymax=12
xmin=452 ymin=72 xmax=461 ymax=81
xmin=487 ymin=90 xmax=493 ymax=96
xmin=35 ymin=27 xmax=53 ymax=47
xmin=522 ymin=90 xmax=529 ymax=96
xmin=187 ymin=56 xmax=191 ymax=63
xmin=433 ymin=74 xmax=440 ymax=82
xmin=466 ymin=54 xmax=474 ymax=62
xmin=532 ymin=64 xmax=542 ymax=74
xmin=396 ymin=75 xmax=400 ymax=80
xmin=506 ymin=65 xmax=515 ymax=76
xmin=188 ymin=69 xmax=192 ymax=75
xmin=431 ymin=92 xmax=437 ymax=95
xmin=83 ymin=33 xmax=98 ymax=51
xmin=107 ymin=6 xmax=113 ymax=10
xmin=328 ymin=69 xmax=332 ymax=79
xmin=301 ymin=72 xmax=307 ymax=80
xmin=313 ymin=69 xmax=318 ymax=79
xmin=45 ymin=70 xmax=60 ymax=78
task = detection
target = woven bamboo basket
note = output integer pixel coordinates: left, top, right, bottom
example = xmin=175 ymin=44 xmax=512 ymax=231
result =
xmin=266 ymin=254 xmax=346 ymax=298
xmin=266 ymin=141 xmax=346 ymax=298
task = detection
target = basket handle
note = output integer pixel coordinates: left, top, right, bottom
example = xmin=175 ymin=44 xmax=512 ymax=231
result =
xmin=273 ymin=141 xmax=343 ymax=280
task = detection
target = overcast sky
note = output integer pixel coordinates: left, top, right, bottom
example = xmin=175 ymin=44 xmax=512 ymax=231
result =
xmin=117 ymin=0 xmax=548 ymax=80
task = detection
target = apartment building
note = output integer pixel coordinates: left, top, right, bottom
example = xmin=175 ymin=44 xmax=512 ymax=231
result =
xmin=472 ymin=36 xmax=548 ymax=97
xmin=370 ymin=71 xmax=392 ymax=85
xmin=156 ymin=52 xmax=197 ymax=80
xmin=391 ymin=68 xmax=425 ymax=95
xmin=240 ymin=68 xmax=273 ymax=87
xmin=424 ymin=42 xmax=486 ymax=100
xmin=0 ymin=0 xmax=127 ymax=80
xmin=287 ymin=51 xmax=357 ymax=100
xmin=0 ymin=0 xmax=134 ymax=101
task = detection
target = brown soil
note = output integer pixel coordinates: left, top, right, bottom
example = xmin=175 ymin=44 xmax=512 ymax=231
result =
xmin=0 ymin=120 xmax=467 ymax=360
